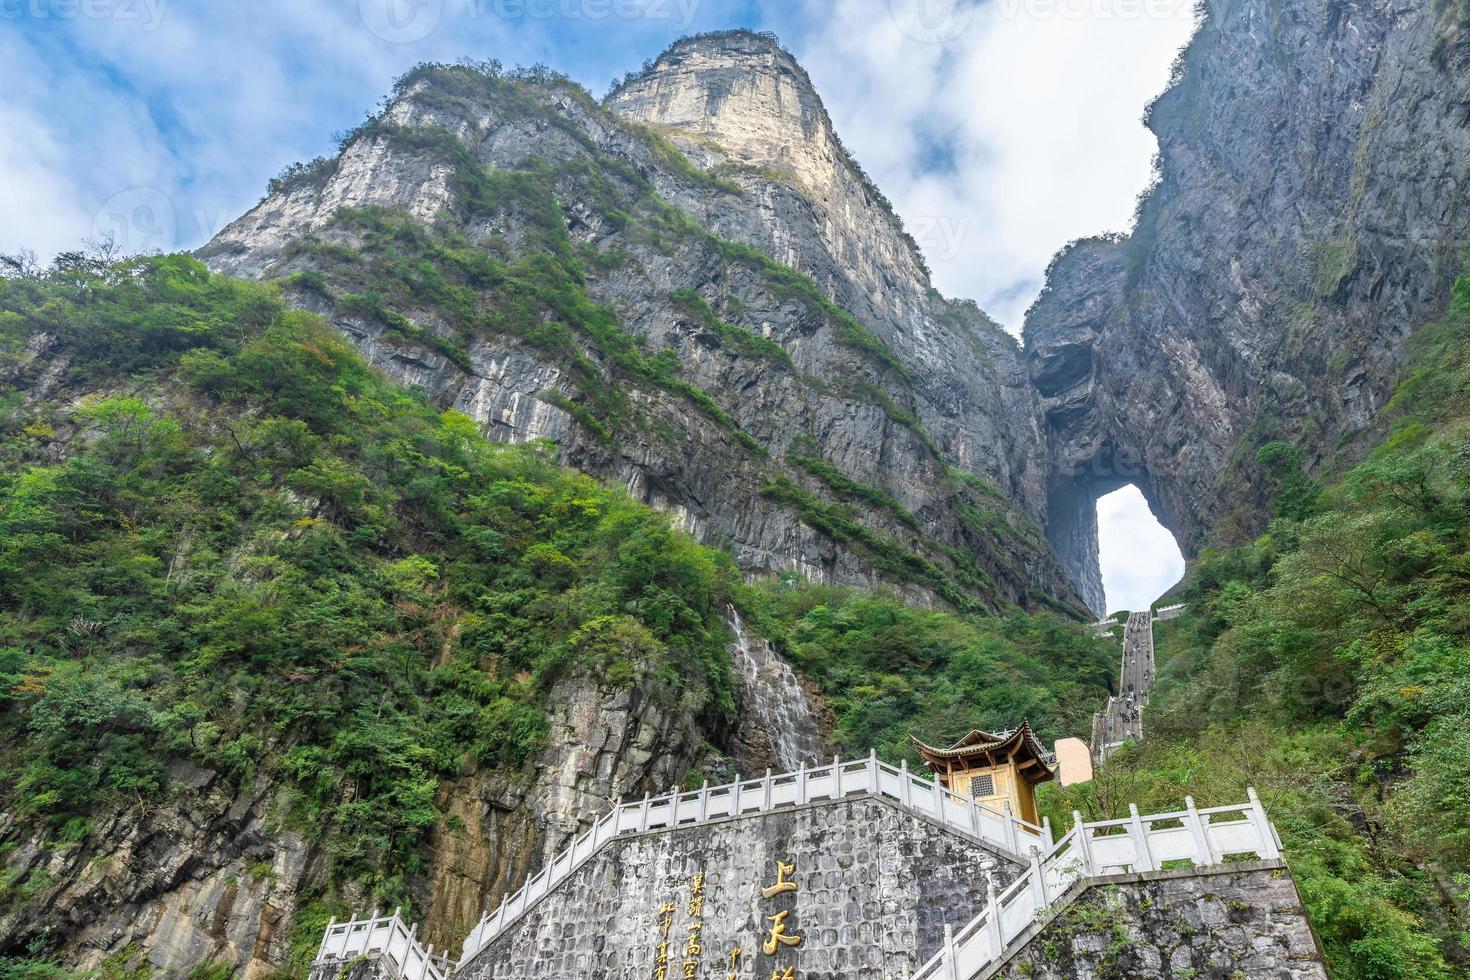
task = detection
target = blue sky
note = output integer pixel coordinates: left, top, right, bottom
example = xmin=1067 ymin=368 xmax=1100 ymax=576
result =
xmin=0 ymin=0 xmax=1193 ymax=610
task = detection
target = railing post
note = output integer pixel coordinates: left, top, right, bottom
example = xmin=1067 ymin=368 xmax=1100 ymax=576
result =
xmin=985 ymin=877 xmax=1003 ymax=951
xmin=967 ymin=795 xmax=980 ymax=837
xmin=1183 ymin=796 xmax=1214 ymax=866
xmin=1029 ymin=851 xmax=1049 ymax=909
xmin=1127 ymin=803 xmax=1156 ymax=872
xmin=899 ymin=759 xmax=912 ymax=807
xmin=1247 ymin=787 xmax=1281 ymax=859
xmin=494 ymin=892 xmax=507 ymax=932
xmin=831 ymin=755 xmax=842 ymax=800
xmin=699 ymin=780 xmax=710 ymax=822
xmin=1003 ymin=801 xmax=1020 ymax=854
xmin=931 ymin=771 xmax=945 ymax=819
xmin=763 ymin=768 xmax=773 ymax=811
xmin=796 ymin=761 xmax=807 ymax=805
xmin=639 ymin=792 xmax=651 ymax=832
xmin=1042 ymin=815 xmax=1054 ymax=851
xmin=420 ymin=942 xmax=432 ymax=980
xmin=731 ymin=773 xmax=741 ymax=815
xmin=867 ymin=748 xmax=878 ymax=793
xmin=317 ymin=916 xmax=336 ymax=960
xmin=1072 ymin=811 xmax=1095 ymax=874
xmin=943 ymin=923 xmax=958 ymax=980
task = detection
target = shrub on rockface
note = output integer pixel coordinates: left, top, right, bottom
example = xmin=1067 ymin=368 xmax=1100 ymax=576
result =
xmin=1044 ymin=269 xmax=1470 ymax=979
xmin=0 ymin=255 xmax=740 ymax=916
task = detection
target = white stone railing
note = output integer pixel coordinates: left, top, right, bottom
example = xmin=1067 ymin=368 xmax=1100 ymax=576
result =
xmin=455 ymin=751 xmax=1049 ymax=967
xmin=908 ymin=789 xmax=1282 ymax=980
xmin=315 ymin=908 xmax=455 ymax=979
xmin=1153 ymin=603 xmax=1187 ymax=622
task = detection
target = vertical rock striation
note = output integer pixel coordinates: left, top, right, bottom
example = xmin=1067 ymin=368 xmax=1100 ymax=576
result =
xmin=201 ymin=33 xmax=1085 ymax=617
xmin=1026 ymin=0 xmax=1470 ymax=559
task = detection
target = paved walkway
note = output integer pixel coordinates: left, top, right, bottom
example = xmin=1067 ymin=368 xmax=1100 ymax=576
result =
xmin=1091 ymin=611 xmax=1154 ymax=761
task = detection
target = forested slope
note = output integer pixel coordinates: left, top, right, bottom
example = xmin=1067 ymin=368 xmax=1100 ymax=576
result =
xmin=1044 ymin=271 xmax=1470 ymax=979
xmin=0 ymin=254 xmax=1111 ymax=976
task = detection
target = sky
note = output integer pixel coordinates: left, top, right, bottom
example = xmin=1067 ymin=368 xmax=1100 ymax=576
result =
xmin=0 ymin=0 xmax=1194 ymax=611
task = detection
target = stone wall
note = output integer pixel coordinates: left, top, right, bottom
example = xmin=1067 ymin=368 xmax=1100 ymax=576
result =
xmin=460 ymin=796 xmax=1026 ymax=980
xmin=992 ymin=862 xmax=1327 ymax=980
xmin=310 ymin=956 xmax=396 ymax=980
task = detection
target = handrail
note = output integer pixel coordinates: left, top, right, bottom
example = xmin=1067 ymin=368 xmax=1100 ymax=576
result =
xmin=311 ymin=770 xmax=1283 ymax=980
xmin=452 ymin=751 xmax=1048 ymax=967
xmin=315 ymin=908 xmax=454 ymax=979
xmin=908 ymin=789 xmax=1281 ymax=980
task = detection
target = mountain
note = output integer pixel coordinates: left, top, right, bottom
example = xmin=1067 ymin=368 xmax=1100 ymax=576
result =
xmin=5 ymin=1 xmax=1470 ymax=974
xmin=0 ymin=255 xmax=1113 ymax=976
xmin=200 ymin=32 xmax=1085 ymax=617
xmin=1025 ymin=0 xmax=1470 ymax=578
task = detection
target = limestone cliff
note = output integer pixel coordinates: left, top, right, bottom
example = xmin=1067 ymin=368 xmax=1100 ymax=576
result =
xmin=1026 ymin=0 xmax=1470 ymax=584
xmin=201 ymin=33 xmax=1083 ymax=618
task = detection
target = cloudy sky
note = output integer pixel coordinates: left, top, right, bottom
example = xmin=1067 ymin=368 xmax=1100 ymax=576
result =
xmin=0 ymin=0 xmax=1192 ymax=611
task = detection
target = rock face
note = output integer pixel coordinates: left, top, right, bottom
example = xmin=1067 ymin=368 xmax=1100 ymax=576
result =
xmin=454 ymin=796 xmax=1025 ymax=980
xmin=0 ymin=607 xmax=828 ymax=967
xmin=0 ymin=764 xmax=314 ymax=978
xmin=994 ymin=863 xmax=1327 ymax=979
xmin=200 ymin=33 xmax=1085 ymax=617
xmin=1026 ymin=0 xmax=1470 ymax=580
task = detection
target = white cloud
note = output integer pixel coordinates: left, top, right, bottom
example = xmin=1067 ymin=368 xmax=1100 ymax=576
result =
xmin=0 ymin=102 xmax=94 ymax=260
xmin=1096 ymin=484 xmax=1184 ymax=613
xmin=789 ymin=1 xmax=1196 ymax=594
xmin=0 ymin=3 xmax=1195 ymax=599
xmin=791 ymin=0 xmax=1197 ymax=330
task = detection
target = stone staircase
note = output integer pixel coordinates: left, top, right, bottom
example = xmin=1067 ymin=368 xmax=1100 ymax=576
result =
xmin=907 ymin=790 xmax=1281 ymax=979
xmin=311 ymin=755 xmax=1282 ymax=980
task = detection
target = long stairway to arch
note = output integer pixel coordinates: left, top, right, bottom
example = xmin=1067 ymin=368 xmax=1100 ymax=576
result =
xmin=312 ymin=752 xmax=1288 ymax=980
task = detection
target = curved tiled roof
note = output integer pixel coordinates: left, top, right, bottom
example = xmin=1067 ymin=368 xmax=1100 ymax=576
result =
xmin=910 ymin=720 xmax=1054 ymax=780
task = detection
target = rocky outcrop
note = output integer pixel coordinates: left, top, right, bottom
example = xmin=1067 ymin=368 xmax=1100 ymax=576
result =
xmin=1026 ymin=0 xmax=1470 ymax=566
xmin=0 ymin=609 xmax=829 ymax=969
xmin=199 ymin=35 xmax=1086 ymax=617
xmin=994 ymin=863 xmax=1327 ymax=979
xmin=0 ymin=763 xmax=315 ymax=978
xmin=416 ymin=670 xmax=703 ymax=950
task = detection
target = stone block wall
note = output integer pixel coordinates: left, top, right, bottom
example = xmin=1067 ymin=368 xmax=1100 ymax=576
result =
xmin=992 ymin=862 xmax=1327 ymax=979
xmin=460 ymin=796 xmax=1027 ymax=980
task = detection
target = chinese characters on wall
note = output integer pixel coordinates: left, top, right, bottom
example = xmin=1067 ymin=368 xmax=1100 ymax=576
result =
xmin=685 ymin=871 xmax=705 ymax=978
xmin=760 ymin=859 xmax=802 ymax=979
xmin=655 ymin=898 xmax=677 ymax=980
xmin=656 ymin=857 xmax=806 ymax=979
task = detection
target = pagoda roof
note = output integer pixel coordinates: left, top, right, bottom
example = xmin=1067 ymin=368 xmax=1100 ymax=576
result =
xmin=909 ymin=720 xmax=1056 ymax=781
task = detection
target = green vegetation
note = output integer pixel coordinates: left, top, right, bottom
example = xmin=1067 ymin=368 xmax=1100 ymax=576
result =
xmin=667 ymin=288 xmax=792 ymax=367
xmin=0 ymin=253 xmax=1113 ymax=976
xmin=706 ymin=237 xmax=909 ymax=378
xmin=743 ymin=581 xmax=1114 ymax=762
xmin=786 ymin=450 xmax=920 ymax=531
xmin=0 ymin=254 xmax=740 ymax=921
xmin=759 ymin=475 xmax=999 ymax=613
xmin=623 ymin=122 xmax=742 ymax=195
xmin=1044 ymin=271 xmax=1470 ymax=978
